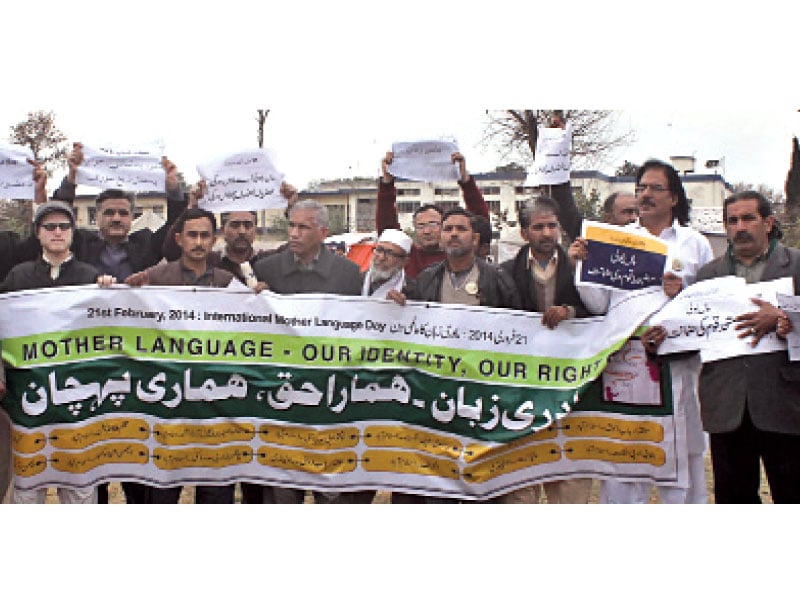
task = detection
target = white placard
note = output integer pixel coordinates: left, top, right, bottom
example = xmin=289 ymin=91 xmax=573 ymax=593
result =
xmin=777 ymin=292 xmax=800 ymax=361
xmin=388 ymin=140 xmax=460 ymax=183
xmin=76 ymin=142 xmax=166 ymax=192
xmin=0 ymin=142 xmax=35 ymax=200
xmin=526 ymin=123 xmax=572 ymax=186
xmin=650 ymin=276 xmax=792 ymax=362
xmin=197 ymin=149 xmax=285 ymax=213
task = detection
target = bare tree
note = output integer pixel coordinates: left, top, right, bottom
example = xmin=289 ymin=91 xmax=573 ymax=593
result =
xmin=9 ymin=110 xmax=68 ymax=175
xmin=256 ymin=109 xmax=270 ymax=149
xmin=482 ymin=110 xmax=633 ymax=168
xmin=3 ymin=110 xmax=68 ymax=236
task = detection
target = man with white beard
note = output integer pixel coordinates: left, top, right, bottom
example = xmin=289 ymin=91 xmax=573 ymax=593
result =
xmin=362 ymin=229 xmax=412 ymax=298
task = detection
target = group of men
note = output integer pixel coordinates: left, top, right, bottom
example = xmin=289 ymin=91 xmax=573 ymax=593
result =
xmin=1 ymin=139 xmax=799 ymax=504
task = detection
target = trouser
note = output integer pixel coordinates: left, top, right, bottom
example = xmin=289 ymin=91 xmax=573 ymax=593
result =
xmin=710 ymin=407 xmax=800 ymax=504
xmin=240 ymin=483 xmax=375 ymax=504
xmin=12 ymin=486 xmax=97 ymax=504
xmin=0 ymin=411 xmax=11 ymax=503
xmin=496 ymin=479 xmax=593 ymax=504
xmin=122 ymin=483 xmax=236 ymax=504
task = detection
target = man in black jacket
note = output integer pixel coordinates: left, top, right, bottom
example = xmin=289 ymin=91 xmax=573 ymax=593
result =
xmin=389 ymin=207 xmax=521 ymax=503
xmin=1 ymin=200 xmax=100 ymax=503
xmin=499 ymin=195 xmax=590 ymax=503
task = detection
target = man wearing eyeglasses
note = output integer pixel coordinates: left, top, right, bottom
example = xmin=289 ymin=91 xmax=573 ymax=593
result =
xmin=1 ymin=201 xmax=101 ymax=503
xmin=9 ymin=144 xmax=187 ymax=504
xmin=377 ymin=151 xmax=490 ymax=279
xmin=597 ymin=160 xmax=713 ymax=504
xmin=362 ymin=229 xmax=411 ymax=298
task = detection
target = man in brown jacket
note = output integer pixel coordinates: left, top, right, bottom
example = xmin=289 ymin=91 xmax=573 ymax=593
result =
xmin=123 ymin=207 xmax=236 ymax=502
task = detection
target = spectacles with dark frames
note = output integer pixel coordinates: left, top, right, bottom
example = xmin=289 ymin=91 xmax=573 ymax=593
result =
xmin=634 ymin=183 xmax=669 ymax=195
xmin=40 ymin=222 xmax=73 ymax=231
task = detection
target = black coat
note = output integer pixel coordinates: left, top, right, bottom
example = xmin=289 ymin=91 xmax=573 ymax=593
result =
xmin=501 ymin=244 xmax=588 ymax=317
xmin=697 ymin=243 xmax=800 ymax=435
xmin=404 ymin=259 xmax=522 ymax=310
xmin=1 ymin=257 xmax=99 ymax=292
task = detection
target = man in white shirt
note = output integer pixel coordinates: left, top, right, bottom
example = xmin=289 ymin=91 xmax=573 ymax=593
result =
xmin=572 ymin=161 xmax=713 ymax=503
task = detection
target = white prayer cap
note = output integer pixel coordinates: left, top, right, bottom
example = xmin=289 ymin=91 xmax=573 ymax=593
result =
xmin=377 ymin=229 xmax=412 ymax=254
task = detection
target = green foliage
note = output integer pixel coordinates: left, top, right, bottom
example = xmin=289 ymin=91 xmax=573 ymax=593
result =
xmin=574 ymin=187 xmax=602 ymax=222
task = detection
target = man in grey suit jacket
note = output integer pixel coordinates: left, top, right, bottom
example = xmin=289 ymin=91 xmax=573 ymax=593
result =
xmin=250 ymin=199 xmax=372 ymax=504
xmin=695 ymin=190 xmax=800 ymax=503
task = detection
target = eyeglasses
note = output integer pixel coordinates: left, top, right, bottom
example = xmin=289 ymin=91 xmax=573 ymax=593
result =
xmin=102 ymin=208 xmax=131 ymax=217
xmin=226 ymin=220 xmax=255 ymax=229
xmin=373 ymin=246 xmax=407 ymax=259
xmin=635 ymin=184 xmax=669 ymax=195
xmin=40 ymin=222 xmax=73 ymax=232
xmin=414 ymin=220 xmax=441 ymax=231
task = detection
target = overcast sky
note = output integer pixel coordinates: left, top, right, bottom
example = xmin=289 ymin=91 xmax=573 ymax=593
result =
xmin=3 ymin=2 xmax=799 ymax=194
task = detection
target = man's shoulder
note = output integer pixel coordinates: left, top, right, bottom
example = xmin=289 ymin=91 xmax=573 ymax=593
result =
xmin=146 ymin=260 xmax=177 ymax=279
xmin=696 ymin=256 xmax=726 ymax=280
xmin=212 ymin=267 xmax=234 ymax=284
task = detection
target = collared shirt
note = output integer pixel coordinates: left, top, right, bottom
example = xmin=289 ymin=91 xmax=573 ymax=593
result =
xmin=99 ymin=239 xmax=133 ymax=281
xmin=293 ymin=249 xmax=322 ymax=272
xmin=731 ymin=239 xmax=775 ymax=284
xmin=528 ymin=249 xmax=558 ymax=312
xmin=628 ymin=219 xmax=713 ymax=286
xmin=179 ymin=261 xmax=217 ymax=286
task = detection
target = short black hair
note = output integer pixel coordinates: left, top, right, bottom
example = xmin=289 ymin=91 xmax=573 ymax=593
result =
xmin=602 ymin=192 xmax=634 ymax=215
xmin=442 ymin=207 xmax=478 ymax=232
xmin=175 ymin=207 xmax=217 ymax=234
xmin=413 ymin=204 xmax=444 ymax=221
xmin=519 ymin=195 xmax=560 ymax=229
xmin=220 ymin=211 xmax=258 ymax=226
xmin=95 ymin=189 xmax=135 ymax=208
xmin=723 ymin=190 xmax=782 ymax=240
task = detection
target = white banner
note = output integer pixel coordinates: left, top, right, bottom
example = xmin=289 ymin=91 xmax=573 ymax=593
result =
xmin=0 ymin=284 xmax=687 ymax=499
xmin=388 ymin=140 xmax=460 ymax=183
xmin=197 ymin=149 xmax=285 ymax=212
xmin=777 ymin=292 xmax=800 ymax=361
xmin=526 ymin=124 xmax=572 ymax=186
xmin=651 ymin=276 xmax=792 ymax=362
xmin=0 ymin=142 xmax=35 ymax=200
xmin=76 ymin=142 xmax=166 ymax=192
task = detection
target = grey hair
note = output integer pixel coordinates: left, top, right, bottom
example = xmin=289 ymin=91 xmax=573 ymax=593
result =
xmin=289 ymin=199 xmax=329 ymax=228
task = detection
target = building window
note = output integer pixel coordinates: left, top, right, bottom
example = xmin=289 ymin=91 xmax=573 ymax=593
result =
xmin=397 ymin=188 xmax=421 ymax=196
xmin=486 ymin=200 xmax=501 ymax=214
xmin=152 ymin=205 xmax=164 ymax=218
xmin=481 ymin=186 xmax=501 ymax=195
xmin=434 ymin=188 xmax=460 ymax=196
xmin=397 ymin=201 xmax=421 ymax=214
xmin=436 ymin=201 xmax=460 ymax=212
xmin=88 ymin=207 xmax=97 ymax=225
xmin=514 ymin=186 xmax=538 ymax=195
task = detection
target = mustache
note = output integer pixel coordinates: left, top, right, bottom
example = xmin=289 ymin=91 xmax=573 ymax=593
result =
xmin=639 ymin=199 xmax=656 ymax=208
xmin=734 ymin=232 xmax=754 ymax=242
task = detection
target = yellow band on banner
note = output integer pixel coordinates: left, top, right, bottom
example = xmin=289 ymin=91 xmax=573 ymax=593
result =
xmin=585 ymin=224 xmax=668 ymax=255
